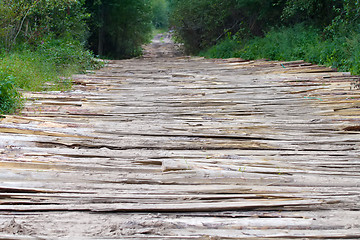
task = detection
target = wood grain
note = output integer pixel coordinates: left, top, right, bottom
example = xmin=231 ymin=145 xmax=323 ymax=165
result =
xmin=0 ymin=42 xmax=359 ymax=238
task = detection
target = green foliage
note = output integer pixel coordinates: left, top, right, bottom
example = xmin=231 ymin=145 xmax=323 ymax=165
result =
xmin=170 ymin=0 xmax=232 ymax=53
xmin=183 ymin=0 xmax=360 ymax=80
xmin=203 ymin=24 xmax=360 ymax=76
xmin=152 ymin=0 xmax=169 ymax=29
xmin=32 ymin=0 xmax=90 ymax=43
xmin=243 ymin=25 xmax=360 ymax=75
xmin=0 ymin=39 xmax=102 ymax=114
xmin=170 ymin=0 xmax=360 ymax=57
xmin=0 ymin=51 xmax=69 ymax=92
xmin=239 ymin=24 xmax=320 ymax=61
xmin=169 ymin=0 xmax=282 ymax=53
xmin=0 ymin=0 xmax=101 ymax=115
xmin=200 ymin=35 xmax=242 ymax=59
xmin=281 ymin=0 xmax=339 ymax=27
xmin=38 ymin=38 xmax=99 ymax=73
xmin=325 ymin=0 xmax=360 ymax=37
xmin=0 ymin=0 xmax=89 ymax=49
xmin=0 ymin=74 xmax=22 ymax=115
xmin=86 ymin=0 xmax=153 ymax=59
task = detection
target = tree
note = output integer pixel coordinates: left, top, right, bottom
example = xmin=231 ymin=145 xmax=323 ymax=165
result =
xmin=152 ymin=0 xmax=169 ymax=29
xmin=281 ymin=0 xmax=341 ymax=27
xmin=86 ymin=0 xmax=153 ymax=58
xmin=169 ymin=0 xmax=282 ymax=53
xmin=0 ymin=0 xmax=89 ymax=50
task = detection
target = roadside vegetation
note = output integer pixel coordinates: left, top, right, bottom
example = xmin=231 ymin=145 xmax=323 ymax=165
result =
xmin=5 ymin=0 xmax=357 ymax=116
xmin=152 ymin=0 xmax=170 ymax=31
xmin=169 ymin=0 xmax=360 ymax=75
xmin=0 ymin=0 xmax=163 ymax=115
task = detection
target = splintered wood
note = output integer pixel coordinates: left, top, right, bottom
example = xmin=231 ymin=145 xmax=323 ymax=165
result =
xmin=0 ymin=51 xmax=360 ymax=238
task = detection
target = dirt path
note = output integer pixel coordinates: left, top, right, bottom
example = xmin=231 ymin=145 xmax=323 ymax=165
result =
xmin=0 ymin=35 xmax=360 ymax=239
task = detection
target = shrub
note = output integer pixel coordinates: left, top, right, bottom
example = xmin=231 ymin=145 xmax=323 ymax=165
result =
xmin=0 ymin=0 xmax=89 ymax=50
xmin=202 ymin=24 xmax=360 ymax=76
xmin=0 ymin=73 xmax=22 ymax=115
xmin=169 ymin=0 xmax=283 ymax=54
xmin=38 ymin=38 xmax=98 ymax=73
xmin=0 ymin=0 xmax=103 ymax=115
xmin=200 ymin=35 xmax=242 ymax=59
xmin=238 ymin=24 xmax=320 ymax=61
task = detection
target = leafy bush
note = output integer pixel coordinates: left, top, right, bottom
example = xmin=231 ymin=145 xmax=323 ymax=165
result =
xmin=38 ymin=38 xmax=98 ymax=73
xmin=169 ymin=0 xmax=283 ymax=54
xmin=0 ymin=0 xmax=89 ymax=50
xmin=239 ymin=24 xmax=321 ymax=61
xmin=202 ymin=24 xmax=360 ymax=75
xmin=170 ymin=0 xmax=235 ymax=53
xmin=0 ymin=40 xmax=103 ymax=114
xmin=281 ymin=0 xmax=338 ymax=27
xmin=0 ymin=0 xmax=103 ymax=115
xmin=200 ymin=35 xmax=242 ymax=59
xmin=0 ymin=73 xmax=22 ymax=115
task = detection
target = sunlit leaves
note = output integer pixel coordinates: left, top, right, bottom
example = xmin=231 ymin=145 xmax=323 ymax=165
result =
xmin=0 ymin=0 xmax=88 ymax=49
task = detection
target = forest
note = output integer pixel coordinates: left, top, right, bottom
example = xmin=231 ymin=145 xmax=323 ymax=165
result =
xmin=1 ymin=0 xmax=360 ymax=115
xmin=170 ymin=0 xmax=360 ymax=76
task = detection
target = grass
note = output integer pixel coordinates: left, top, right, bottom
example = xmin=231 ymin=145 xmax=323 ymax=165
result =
xmin=0 ymin=51 xmax=70 ymax=92
xmin=0 ymin=39 xmax=102 ymax=115
xmin=201 ymin=24 xmax=360 ymax=75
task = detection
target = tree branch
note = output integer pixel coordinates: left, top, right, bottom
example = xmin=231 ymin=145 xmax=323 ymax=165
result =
xmin=12 ymin=1 xmax=38 ymax=48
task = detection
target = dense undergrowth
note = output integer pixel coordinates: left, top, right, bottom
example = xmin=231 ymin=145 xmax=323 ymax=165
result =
xmin=0 ymin=0 xmax=165 ymax=115
xmin=0 ymin=40 xmax=101 ymax=115
xmin=0 ymin=0 xmax=101 ymax=115
xmin=169 ymin=0 xmax=360 ymax=78
xmin=0 ymin=74 xmax=22 ymax=115
xmin=200 ymin=24 xmax=360 ymax=75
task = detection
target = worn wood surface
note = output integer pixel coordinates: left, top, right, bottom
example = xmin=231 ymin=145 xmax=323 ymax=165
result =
xmin=0 ymin=36 xmax=359 ymax=239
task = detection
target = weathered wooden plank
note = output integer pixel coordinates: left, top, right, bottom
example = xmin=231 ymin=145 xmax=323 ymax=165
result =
xmin=0 ymin=199 xmax=324 ymax=212
xmin=0 ymin=38 xmax=359 ymax=238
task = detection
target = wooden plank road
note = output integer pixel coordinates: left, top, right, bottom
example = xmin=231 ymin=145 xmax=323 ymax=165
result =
xmin=0 ymin=41 xmax=360 ymax=238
